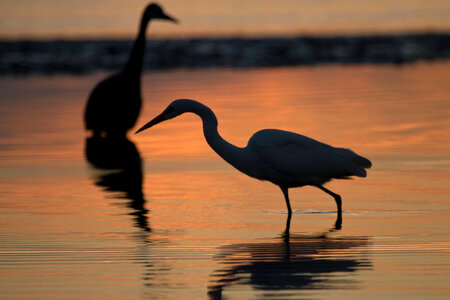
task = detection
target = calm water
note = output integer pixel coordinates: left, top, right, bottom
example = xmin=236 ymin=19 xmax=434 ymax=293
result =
xmin=0 ymin=62 xmax=450 ymax=298
xmin=1 ymin=0 xmax=450 ymax=38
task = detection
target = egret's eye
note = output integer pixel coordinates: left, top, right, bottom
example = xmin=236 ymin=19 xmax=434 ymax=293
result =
xmin=167 ymin=106 xmax=175 ymax=113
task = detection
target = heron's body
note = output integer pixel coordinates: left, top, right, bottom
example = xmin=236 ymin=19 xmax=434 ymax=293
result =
xmin=137 ymin=99 xmax=371 ymax=228
xmin=85 ymin=73 xmax=141 ymax=137
xmin=84 ymin=3 xmax=177 ymax=138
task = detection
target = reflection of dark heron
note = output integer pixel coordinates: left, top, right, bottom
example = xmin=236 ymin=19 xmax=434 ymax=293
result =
xmin=86 ymin=138 xmax=176 ymax=291
xmin=208 ymin=224 xmax=371 ymax=299
xmin=85 ymin=136 xmax=150 ymax=232
xmin=84 ymin=3 xmax=177 ymax=138
xmin=137 ymin=99 xmax=372 ymax=229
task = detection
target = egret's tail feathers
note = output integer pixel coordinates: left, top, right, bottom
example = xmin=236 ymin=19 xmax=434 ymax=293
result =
xmin=347 ymin=165 xmax=367 ymax=178
xmin=335 ymin=148 xmax=371 ymax=167
xmin=356 ymin=156 xmax=372 ymax=169
xmin=334 ymin=147 xmax=371 ymax=177
xmin=356 ymin=167 xmax=367 ymax=177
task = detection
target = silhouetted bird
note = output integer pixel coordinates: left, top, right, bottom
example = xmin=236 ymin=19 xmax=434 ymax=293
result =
xmin=85 ymin=136 xmax=150 ymax=231
xmin=136 ymin=99 xmax=372 ymax=227
xmin=84 ymin=3 xmax=177 ymax=138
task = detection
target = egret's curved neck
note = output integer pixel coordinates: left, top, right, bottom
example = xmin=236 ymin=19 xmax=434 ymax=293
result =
xmin=124 ymin=15 xmax=150 ymax=79
xmin=192 ymin=103 xmax=244 ymax=167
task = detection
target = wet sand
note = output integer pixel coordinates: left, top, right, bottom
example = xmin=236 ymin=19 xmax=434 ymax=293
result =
xmin=0 ymin=62 xmax=449 ymax=298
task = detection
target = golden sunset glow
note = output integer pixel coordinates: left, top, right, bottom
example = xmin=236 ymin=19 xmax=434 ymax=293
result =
xmin=1 ymin=0 xmax=450 ymax=38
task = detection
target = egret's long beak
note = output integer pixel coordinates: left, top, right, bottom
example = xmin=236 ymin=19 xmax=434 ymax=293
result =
xmin=162 ymin=13 xmax=178 ymax=23
xmin=135 ymin=111 xmax=168 ymax=134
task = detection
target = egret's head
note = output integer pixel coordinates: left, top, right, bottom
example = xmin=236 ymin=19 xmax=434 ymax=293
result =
xmin=143 ymin=3 xmax=178 ymax=23
xmin=135 ymin=99 xmax=195 ymax=133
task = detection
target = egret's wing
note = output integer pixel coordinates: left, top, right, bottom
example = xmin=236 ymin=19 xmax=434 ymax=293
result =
xmin=333 ymin=147 xmax=372 ymax=169
xmin=248 ymin=129 xmax=367 ymax=181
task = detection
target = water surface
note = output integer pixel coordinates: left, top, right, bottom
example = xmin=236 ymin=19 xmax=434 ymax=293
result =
xmin=0 ymin=62 xmax=449 ymax=298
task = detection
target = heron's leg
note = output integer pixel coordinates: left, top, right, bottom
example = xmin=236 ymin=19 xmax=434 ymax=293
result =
xmin=316 ymin=185 xmax=342 ymax=229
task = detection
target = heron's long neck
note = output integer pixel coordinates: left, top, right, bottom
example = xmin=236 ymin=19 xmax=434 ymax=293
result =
xmin=124 ymin=15 xmax=150 ymax=79
xmin=195 ymin=105 xmax=244 ymax=167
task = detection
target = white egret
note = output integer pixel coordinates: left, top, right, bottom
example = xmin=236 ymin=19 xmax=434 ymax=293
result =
xmin=84 ymin=3 xmax=177 ymax=138
xmin=136 ymin=99 xmax=371 ymax=227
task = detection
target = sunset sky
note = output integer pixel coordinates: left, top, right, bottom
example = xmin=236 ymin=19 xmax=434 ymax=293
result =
xmin=1 ymin=0 xmax=450 ymax=39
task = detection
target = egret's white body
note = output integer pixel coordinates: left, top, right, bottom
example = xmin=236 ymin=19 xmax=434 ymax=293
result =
xmin=137 ymin=99 xmax=371 ymax=227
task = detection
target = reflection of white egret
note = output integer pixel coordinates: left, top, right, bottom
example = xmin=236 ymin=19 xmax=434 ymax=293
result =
xmin=136 ymin=99 xmax=371 ymax=225
xmin=84 ymin=3 xmax=177 ymax=138
xmin=208 ymin=228 xmax=370 ymax=298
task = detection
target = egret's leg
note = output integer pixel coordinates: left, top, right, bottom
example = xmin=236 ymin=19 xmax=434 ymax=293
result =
xmin=284 ymin=212 xmax=292 ymax=237
xmin=280 ymin=187 xmax=292 ymax=215
xmin=317 ymin=185 xmax=341 ymax=213
xmin=317 ymin=185 xmax=342 ymax=229
xmin=280 ymin=187 xmax=292 ymax=235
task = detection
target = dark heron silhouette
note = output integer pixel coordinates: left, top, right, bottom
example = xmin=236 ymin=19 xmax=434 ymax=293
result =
xmin=84 ymin=3 xmax=177 ymax=138
xmin=136 ymin=99 xmax=371 ymax=228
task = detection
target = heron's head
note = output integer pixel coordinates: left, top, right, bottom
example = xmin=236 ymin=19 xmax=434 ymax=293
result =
xmin=136 ymin=99 xmax=195 ymax=133
xmin=143 ymin=3 xmax=178 ymax=23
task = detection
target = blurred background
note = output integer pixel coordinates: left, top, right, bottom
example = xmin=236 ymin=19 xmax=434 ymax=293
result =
xmin=1 ymin=0 xmax=450 ymax=38
xmin=1 ymin=0 xmax=450 ymax=75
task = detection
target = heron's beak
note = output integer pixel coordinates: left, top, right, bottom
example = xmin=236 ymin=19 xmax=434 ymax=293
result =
xmin=135 ymin=111 xmax=167 ymax=134
xmin=162 ymin=13 xmax=178 ymax=23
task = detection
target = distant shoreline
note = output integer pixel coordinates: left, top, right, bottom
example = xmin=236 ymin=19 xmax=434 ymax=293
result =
xmin=1 ymin=33 xmax=449 ymax=76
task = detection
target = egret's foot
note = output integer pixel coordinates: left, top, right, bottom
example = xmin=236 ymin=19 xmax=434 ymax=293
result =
xmin=334 ymin=211 xmax=342 ymax=230
xmin=283 ymin=213 xmax=292 ymax=240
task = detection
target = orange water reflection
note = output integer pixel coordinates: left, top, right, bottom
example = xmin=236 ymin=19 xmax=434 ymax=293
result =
xmin=0 ymin=62 xmax=448 ymax=167
xmin=135 ymin=62 xmax=450 ymax=162
xmin=0 ymin=63 xmax=450 ymax=298
xmin=208 ymin=231 xmax=371 ymax=298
